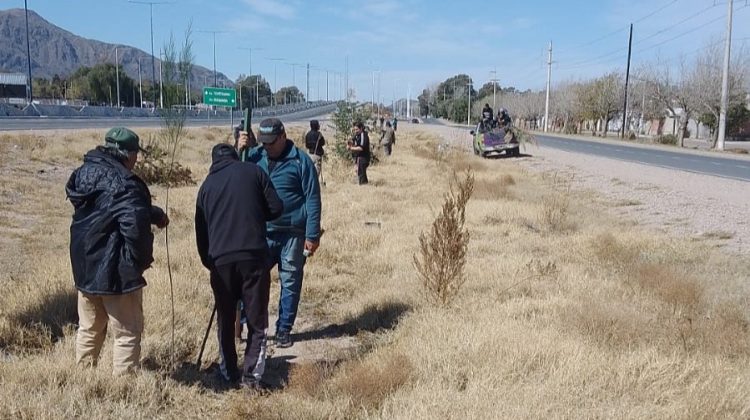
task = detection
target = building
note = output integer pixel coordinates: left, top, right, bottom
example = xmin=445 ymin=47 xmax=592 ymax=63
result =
xmin=0 ymin=73 xmax=28 ymax=104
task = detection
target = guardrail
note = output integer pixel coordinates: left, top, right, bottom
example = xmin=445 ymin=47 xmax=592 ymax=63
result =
xmin=0 ymin=101 xmax=336 ymax=119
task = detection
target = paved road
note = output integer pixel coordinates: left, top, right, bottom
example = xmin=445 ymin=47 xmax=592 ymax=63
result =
xmin=0 ymin=104 xmax=336 ymax=131
xmin=420 ymin=118 xmax=749 ymax=182
xmin=535 ymin=133 xmax=750 ymax=182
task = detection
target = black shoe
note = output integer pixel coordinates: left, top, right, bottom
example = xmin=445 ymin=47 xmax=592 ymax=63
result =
xmin=275 ymin=330 xmax=292 ymax=348
xmin=240 ymin=378 xmax=263 ymax=393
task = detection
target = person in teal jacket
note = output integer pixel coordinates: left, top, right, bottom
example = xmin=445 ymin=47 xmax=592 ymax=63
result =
xmin=238 ymin=118 xmax=322 ymax=348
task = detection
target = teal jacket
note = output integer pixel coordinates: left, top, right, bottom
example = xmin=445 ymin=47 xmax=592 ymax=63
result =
xmin=247 ymin=141 xmax=322 ymax=241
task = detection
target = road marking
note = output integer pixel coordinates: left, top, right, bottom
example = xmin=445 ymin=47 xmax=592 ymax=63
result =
xmin=672 ymin=156 xmax=681 ymax=160
xmin=710 ymin=162 xmax=722 ymax=166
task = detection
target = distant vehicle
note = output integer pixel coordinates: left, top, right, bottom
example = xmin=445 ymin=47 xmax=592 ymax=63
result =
xmin=411 ymin=118 xmax=419 ymax=123
xmin=471 ymin=123 xmax=520 ymax=157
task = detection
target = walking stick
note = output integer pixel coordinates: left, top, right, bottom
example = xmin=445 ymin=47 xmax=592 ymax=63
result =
xmin=196 ymin=305 xmax=216 ymax=369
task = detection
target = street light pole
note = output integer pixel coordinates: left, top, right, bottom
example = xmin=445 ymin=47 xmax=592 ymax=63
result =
xmin=198 ymin=30 xmax=228 ymax=87
xmin=129 ymin=1 xmax=169 ymax=107
xmin=24 ymin=0 xmax=33 ymax=103
xmin=138 ymin=57 xmax=143 ymax=107
xmin=237 ymin=46 xmax=262 ymax=77
xmin=267 ymin=57 xmax=284 ymax=106
xmin=115 ymin=46 xmax=121 ymax=107
xmin=159 ymin=50 xmax=163 ymax=108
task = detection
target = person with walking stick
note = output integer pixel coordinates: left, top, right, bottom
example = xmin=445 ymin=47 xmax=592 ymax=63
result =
xmin=195 ymin=143 xmax=283 ymax=390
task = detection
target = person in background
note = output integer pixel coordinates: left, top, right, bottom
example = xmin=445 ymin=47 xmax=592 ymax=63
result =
xmin=348 ymin=121 xmax=371 ymax=185
xmin=379 ymin=120 xmax=396 ymax=157
xmin=304 ymin=119 xmax=326 ymax=183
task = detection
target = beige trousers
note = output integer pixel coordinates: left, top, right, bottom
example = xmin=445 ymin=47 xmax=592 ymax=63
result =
xmin=75 ymin=289 xmax=144 ymax=375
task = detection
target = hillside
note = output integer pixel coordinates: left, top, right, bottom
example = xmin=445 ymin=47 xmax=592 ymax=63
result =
xmin=0 ymin=8 xmax=231 ymax=88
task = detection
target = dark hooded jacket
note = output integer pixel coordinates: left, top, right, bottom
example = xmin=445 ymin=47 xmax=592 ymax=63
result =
xmin=66 ymin=147 xmax=164 ymax=295
xmin=195 ymin=144 xmax=284 ymax=269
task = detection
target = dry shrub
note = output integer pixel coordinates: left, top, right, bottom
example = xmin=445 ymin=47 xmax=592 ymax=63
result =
xmin=410 ymin=142 xmax=443 ymax=165
xmin=562 ymin=301 xmax=648 ymax=349
xmin=632 ymin=264 xmax=702 ymax=313
xmin=287 ymin=361 xmax=338 ymax=398
xmin=134 ymin=137 xmax=195 ymax=187
xmin=414 ymin=170 xmax=474 ymax=306
xmin=335 ymin=353 xmax=413 ymax=410
xmin=473 ymin=174 xmax=516 ymax=201
xmin=2 ymin=133 xmax=47 ymax=152
xmin=536 ymin=173 xmax=574 ymax=232
xmin=592 ymin=233 xmax=641 ymax=271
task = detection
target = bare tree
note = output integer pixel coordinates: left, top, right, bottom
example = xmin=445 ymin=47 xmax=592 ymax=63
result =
xmin=550 ymin=81 xmax=584 ymax=133
xmin=639 ymin=60 xmax=696 ymax=147
xmin=689 ymin=44 xmax=749 ymax=147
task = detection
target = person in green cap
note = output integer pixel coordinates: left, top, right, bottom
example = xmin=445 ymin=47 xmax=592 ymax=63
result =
xmin=66 ymin=126 xmax=169 ymax=375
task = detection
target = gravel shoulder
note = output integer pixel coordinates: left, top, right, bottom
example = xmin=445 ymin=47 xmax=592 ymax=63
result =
xmin=405 ymin=122 xmax=750 ymax=255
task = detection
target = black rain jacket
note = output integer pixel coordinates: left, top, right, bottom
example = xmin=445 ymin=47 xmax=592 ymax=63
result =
xmin=66 ymin=147 xmax=163 ymax=295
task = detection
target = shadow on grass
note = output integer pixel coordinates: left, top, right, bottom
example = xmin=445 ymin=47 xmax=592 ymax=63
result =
xmin=11 ymin=287 xmax=77 ymax=345
xmin=291 ymin=300 xmax=412 ymax=343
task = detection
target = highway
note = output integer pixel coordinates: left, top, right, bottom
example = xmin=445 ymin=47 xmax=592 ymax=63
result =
xmin=0 ymin=105 xmax=335 ymax=131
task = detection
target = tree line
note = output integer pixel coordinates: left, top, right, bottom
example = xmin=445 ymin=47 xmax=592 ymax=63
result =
xmin=419 ymin=42 xmax=750 ymax=147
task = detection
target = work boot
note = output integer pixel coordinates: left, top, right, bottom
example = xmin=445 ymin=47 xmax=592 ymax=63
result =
xmin=275 ymin=330 xmax=292 ymax=348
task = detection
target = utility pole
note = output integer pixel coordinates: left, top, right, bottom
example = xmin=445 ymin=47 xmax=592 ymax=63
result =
xmin=717 ymin=0 xmax=734 ymax=150
xmin=544 ymin=42 xmax=553 ymax=133
xmin=115 ymin=47 xmax=121 ymax=107
xmin=489 ymin=68 xmax=498 ymax=109
xmin=467 ymin=81 xmax=473 ymax=126
xmin=306 ymin=63 xmax=310 ymax=102
xmin=621 ymin=24 xmax=633 ymax=139
xmin=129 ymin=1 xmax=169 ymax=107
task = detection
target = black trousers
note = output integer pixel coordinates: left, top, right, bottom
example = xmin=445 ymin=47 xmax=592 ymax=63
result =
xmin=357 ymin=156 xmax=370 ymax=185
xmin=210 ymin=258 xmax=270 ymax=383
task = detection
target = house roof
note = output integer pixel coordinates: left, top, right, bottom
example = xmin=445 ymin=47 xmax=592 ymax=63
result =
xmin=0 ymin=73 xmax=28 ymax=85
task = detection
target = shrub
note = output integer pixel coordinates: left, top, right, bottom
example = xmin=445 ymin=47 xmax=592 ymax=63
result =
xmin=413 ymin=170 xmax=474 ymax=306
xmin=563 ymin=124 xmax=578 ymax=135
xmin=329 ymin=102 xmax=372 ymax=160
xmin=133 ymin=136 xmax=194 ymax=187
xmin=655 ymin=134 xmax=678 ymax=145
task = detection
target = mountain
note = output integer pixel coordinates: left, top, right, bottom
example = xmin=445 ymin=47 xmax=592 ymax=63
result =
xmin=0 ymin=8 xmax=232 ymax=89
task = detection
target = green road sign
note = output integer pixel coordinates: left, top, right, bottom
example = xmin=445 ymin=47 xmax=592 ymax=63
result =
xmin=203 ymin=87 xmax=236 ymax=107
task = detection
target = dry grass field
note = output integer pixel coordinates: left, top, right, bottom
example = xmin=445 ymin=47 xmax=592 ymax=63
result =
xmin=0 ymin=122 xmax=748 ymax=419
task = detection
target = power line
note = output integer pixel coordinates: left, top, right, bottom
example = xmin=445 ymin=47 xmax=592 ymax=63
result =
xmin=636 ymin=4 xmax=748 ymax=54
xmin=556 ymin=3 xmax=748 ymax=70
xmin=635 ymin=4 xmax=718 ymax=45
xmin=557 ymin=0 xmax=679 ymax=54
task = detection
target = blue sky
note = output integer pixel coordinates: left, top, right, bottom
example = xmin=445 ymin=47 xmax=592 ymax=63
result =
xmin=5 ymin=0 xmax=750 ymax=102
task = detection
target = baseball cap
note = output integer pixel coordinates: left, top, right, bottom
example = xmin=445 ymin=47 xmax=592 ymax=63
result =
xmin=211 ymin=143 xmax=238 ymax=163
xmin=104 ymin=127 xmax=143 ymax=152
xmin=257 ymin=118 xmax=285 ymax=144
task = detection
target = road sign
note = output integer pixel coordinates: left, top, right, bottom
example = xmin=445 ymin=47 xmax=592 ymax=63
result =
xmin=203 ymin=87 xmax=236 ymax=107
